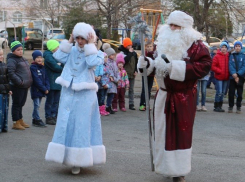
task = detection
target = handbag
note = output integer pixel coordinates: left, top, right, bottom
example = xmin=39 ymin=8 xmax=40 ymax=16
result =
xmin=233 ymin=54 xmax=245 ymax=86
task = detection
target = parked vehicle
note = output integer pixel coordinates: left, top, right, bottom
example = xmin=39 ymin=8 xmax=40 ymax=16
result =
xmin=23 ymin=31 xmax=43 ymax=50
xmin=25 ymin=28 xmax=43 ymax=36
xmin=43 ymin=33 xmax=65 ymax=50
xmin=0 ymin=30 xmax=8 ymax=38
xmin=0 ymin=37 xmax=8 ymax=49
xmin=132 ymin=35 xmax=141 ymax=50
xmin=47 ymin=28 xmax=64 ymax=39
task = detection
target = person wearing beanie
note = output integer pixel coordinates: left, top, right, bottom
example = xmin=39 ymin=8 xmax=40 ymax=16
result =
xmin=30 ymin=50 xmax=50 ymax=127
xmin=112 ymin=53 xmax=129 ymax=112
xmin=0 ymin=48 xmax=12 ymax=133
xmin=228 ymin=40 xmax=245 ymax=113
xmin=7 ymin=41 xmax=33 ymax=130
xmin=102 ymin=43 xmax=119 ymax=114
xmin=211 ymin=40 xmax=229 ymax=112
xmin=43 ymin=39 xmax=63 ymax=125
xmin=45 ymin=22 xmax=106 ymax=174
xmin=137 ymin=10 xmax=212 ymax=181
xmin=118 ymin=37 xmax=138 ymax=110
xmin=207 ymin=46 xmax=218 ymax=89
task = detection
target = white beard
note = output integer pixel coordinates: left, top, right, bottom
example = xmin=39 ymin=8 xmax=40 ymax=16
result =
xmin=154 ymin=24 xmax=202 ymax=77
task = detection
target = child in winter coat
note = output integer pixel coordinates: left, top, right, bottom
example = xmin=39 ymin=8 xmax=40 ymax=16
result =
xmin=112 ymin=53 xmax=129 ymax=112
xmin=44 ymin=40 xmax=63 ymax=125
xmin=118 ymin=38 xmax=138 ymax=110
xmin=7 ymin=41 xmax=33 ymax=130
xmin=103 ymin=43 xmax=119 ymax=114
xmin=211 ymin=41 xmax=229 ymax=112
xmin=96 ymin=52 xmax=111 ymax=116
xmin=228 ymin=41 xmax=245 ymax=113
xmin=30 ymin=50 xmax=50 ymax=127
xmin=0 ymin=49 xmax=12 ymax=133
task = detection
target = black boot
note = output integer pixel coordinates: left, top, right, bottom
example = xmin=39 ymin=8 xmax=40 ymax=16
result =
xmin=32 ymin=119 xmax=47 ymax=127
xmin=219 ymin=102 xmax=225 ymax=112
xmin=106 ymin=106 xmax=115 ymax=114
xmin=213 ymin=102 xmax=220 ymax=112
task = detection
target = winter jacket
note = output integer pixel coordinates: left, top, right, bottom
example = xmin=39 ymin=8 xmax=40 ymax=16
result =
xmin=95 ymin=64 xmax=103 ymax=77
xmin=107 ymin=58 xmax=119 ymax=94
xmin=117 ymin=68 xmax=129 ymax=88
xmin=211 ymin=50 xmax=229 ymax=81
xmin=30 ymin=62 xmax=50 ymax=99
xmin=7 ymin=53 xmax=33 ymax=88
xmin=229 ymin=51 xmax=245 ymax=79
xmin=98 ymin=63 xmax=113 ymax=89
xmin=118 ymin=45 xmax=138 ymax=78
xmin=0 ymin=61 xmax=10 ymax=94
xmin=43 ymin=50 xmax=63 ymax=90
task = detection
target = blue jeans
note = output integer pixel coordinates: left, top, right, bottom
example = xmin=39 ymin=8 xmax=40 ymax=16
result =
xmin=0 ymin=94 xmax=9 ymax=132
xmin=45 ymin=90 xmax=60 ymax=118
xmin=97 ymin=89 xmax=108 ymax=106
xmin=197 ymin=80 xmax=207 ymax=106
xmin=215 ymin=80 xmax=228 ymax=102
xmin=106 ymin=93 xmax=115 ymax=107
xmin=32 ymin=97 xmax=42 ymax=120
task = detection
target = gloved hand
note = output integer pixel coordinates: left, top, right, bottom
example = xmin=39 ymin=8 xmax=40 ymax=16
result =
xmin=137 ymin=55 xmax=148 ymax=68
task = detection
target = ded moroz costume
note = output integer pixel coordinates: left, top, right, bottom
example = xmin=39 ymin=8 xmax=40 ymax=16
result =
xmin=45 ymin=22 xmax=106 ymax=174
xmin=138 ymin=11 xmax=212 ymax=182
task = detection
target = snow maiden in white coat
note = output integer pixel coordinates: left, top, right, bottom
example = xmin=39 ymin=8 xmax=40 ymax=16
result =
xmin=45 ymin=22 xmax=106 ymax=174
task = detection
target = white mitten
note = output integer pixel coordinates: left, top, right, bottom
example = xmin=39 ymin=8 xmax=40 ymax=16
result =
xmin=137 ymin=55 xmax=148 ymax=69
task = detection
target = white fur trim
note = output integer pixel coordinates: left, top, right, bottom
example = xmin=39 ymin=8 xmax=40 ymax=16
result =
xmin=63 ymin=147 xmax=93 ymax=167
xmin=167 ymin=10 xmax=193 ymax=28
xmin=137 ymin=56 xmax=155 ymax=76
xmin=55 ymin=76 xmax=70 ymax=88
xmin=45 ymin=142 xmax=65 ymax=163
xmin=59 ymin=40 xmax=73 ymax=53
xmin=84 ymin=43 xmax=98 ymax=56
xmin=91 ymin=145 xmax=106 ymax=164
xmin=73 ymin=22 xmax=96 ymax=42
xmin=72 ymin=82 xmax=98 ymax=91
xmin=169 ymin=60 xmax=186 ymax=81
xmin=137 ymin=56 xmax=147 ymax=68
xmin=154 ymin=89 xmax=192 ymax=177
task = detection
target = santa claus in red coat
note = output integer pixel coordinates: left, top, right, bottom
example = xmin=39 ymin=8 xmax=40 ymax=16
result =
xmin=138 ymin=11 xmax=212 ymax=182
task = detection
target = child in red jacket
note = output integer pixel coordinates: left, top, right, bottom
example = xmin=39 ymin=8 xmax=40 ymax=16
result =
xmin=211 ymin=42 xmax=229 ymax=112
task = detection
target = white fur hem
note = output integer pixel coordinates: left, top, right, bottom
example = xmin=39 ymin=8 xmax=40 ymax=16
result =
xmin=155 ymin=148 xmax=192 ymax=177
xmin=72 ymin=82 xmax=98 ymax=91
xmin=59 ymin=40 xmax=73 ymax=53
xmin=45 ymin=142 xmax=65 ymax=163
xmin=55 ymin=76 xmax=70 ymax=88
xmin=169 ymin=60 xmax=186 ymax=81
xmin=84 ymin=43 xmax=98 ymax=56
xmin=91 ymin=145 xmax=106 ymax=164
xmin=63 ymin=147 xmax=93 ymax=167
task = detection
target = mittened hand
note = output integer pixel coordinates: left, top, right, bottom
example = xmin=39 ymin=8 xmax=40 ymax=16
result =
xmin=138 ymin=56 xmax=147 ymax=68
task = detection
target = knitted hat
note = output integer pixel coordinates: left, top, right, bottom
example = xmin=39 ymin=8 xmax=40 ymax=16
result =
xmin=73 ymin=22 xmax=96 ymax=42
xmin=11 ymin=41 xmax=22 ymax=52
xmin=47 ymin=40 xmax=59 ymax=51
xmin=123 ymin=38 xmax=132 ymax=48
xmin=220 ymin=41 xmax=228 ymax=48
xmin=234 ymin=41 xmax=243 ymax=49
xmin=102 ymin=43 xmax=116 ymax=56
xmin=32 ymin=50 xmax=43 ymax=60
xmin=167 ymin=10 xmax=194 ymax=28
xmin=116 ymin=53 xmax=125 ymax=65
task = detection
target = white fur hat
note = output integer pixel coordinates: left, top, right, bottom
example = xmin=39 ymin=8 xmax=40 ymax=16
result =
xmin=73 ymin=22 xmax=96 ymax=42
xmin=167 ymin=11 xmax=194 ymax=29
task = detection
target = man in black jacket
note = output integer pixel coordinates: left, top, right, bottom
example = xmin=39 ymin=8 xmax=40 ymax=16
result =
xmin=7 ymin=41 xmax=33 ymax=130
xmin=118 ymin=38 xmax=138 ymax=110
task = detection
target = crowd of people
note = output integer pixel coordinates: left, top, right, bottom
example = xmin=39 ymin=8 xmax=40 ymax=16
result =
xmin=0 ymin=10 xmax=244 ymax=182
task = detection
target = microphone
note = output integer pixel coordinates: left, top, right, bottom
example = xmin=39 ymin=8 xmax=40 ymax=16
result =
xmin=161 ymin=54 xmax=170 ymax=63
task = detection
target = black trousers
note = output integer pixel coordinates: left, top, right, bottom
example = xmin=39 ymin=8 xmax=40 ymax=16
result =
xmin=11 ymin=85 xmax=28 ymax=121
xmin=228 ymin=79 xmax=244 ymax=108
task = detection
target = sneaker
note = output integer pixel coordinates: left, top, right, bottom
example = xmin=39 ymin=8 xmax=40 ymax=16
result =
xmin=201 ymin=106 xmax=207 ymax=111
xmin=120 ymin=108 xmax=126 ymax=112
xmin=112 ymin=108 xmax=118 ymax=112
xmin=236 ymin=107 xmax=241 ymax=114
xmin=228 ymin=107 xmax=233 ymax=113
xmin=196 ymin=106 xmax=201 ymax=111
xmin=32 ymin=119 xmax=47 ymax=127
xmin=129 ymin=104 xmax=136 ymax=110
xmin=71 ymin=167 xmax=80 ymax=175
xmin=46 ymin=117 xmax=56 ymax=125
xmin=139 ymin=105 xmax=146 ymax=111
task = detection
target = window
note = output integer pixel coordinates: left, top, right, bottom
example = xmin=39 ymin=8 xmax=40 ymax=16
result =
xmin=0 ymin=11 xmax=7 ymax=22
xmin=13 ymin=11 xmax=22 ymax=23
